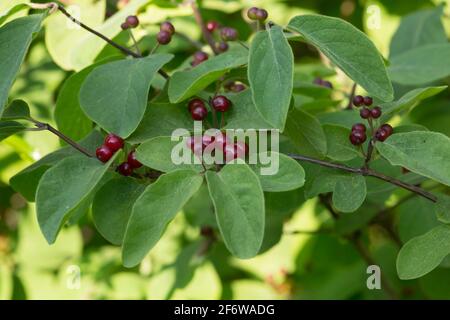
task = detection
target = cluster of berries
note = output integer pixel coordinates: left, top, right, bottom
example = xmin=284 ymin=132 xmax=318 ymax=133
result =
xmin=95 ymin=134 xmax=142 ymax=176
xmin=349 ymin=95 xmax=394 ymax=145
xmin=313 ymin=77 xmax=333 ymax=89
xmin=247 ymin=7 xmax=269 ymax=22
xmin=120 ymin=15 xmax=139 ymax=30
xmin=188 ymin=96 xmax=232 ymax=121
xmin=186 ymin=132 xmax=248 ymax=162
xmin=156 ymin=21 xmax=175 ymax=45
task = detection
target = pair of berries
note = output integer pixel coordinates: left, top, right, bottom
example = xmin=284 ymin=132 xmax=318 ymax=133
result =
xmin=349 ymin=123 xmax=367 ymax=146
xmin=191 ymin=51 xmax=209 ymax=67
xmin=206 ymin=21 xmax=238 ymax=41
xmin=247 ymin=7 xmax=269 ymax=22
xmin=117 ymin=151 xmax=143 ymax=176
xmin=353 ymin=95 xmax=382 ymax=119
xmin=157 ymin=21 xmax=175 ymax=45
xmin=375 ymin=124 xmax=393 ymax=142
xmin=96 ymin=134 xmax=124 ymax=162
xmin=121 ymin=15 xmax=139 ymax=30
xmin=188 ymin=96 xmax=232 ymax=121
xmin=186 ymin=133 xmax=248 ymax=161
xmin=313 ymin=77 xmax=333 ymax=89
xmin=204 ymin=21 xmax=229 ymax=54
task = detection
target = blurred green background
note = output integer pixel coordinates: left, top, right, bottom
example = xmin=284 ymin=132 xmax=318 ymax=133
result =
xmin=1 ymin=0 xmax=450 ymax=300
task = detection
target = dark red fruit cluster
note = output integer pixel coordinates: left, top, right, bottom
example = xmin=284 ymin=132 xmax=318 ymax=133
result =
xmin=375 ymin=124 xmax=393 ymax=142
xmin=157 ymin=21 xmax=175 ymax=45
xmin=247 ymin=7 xmax=269 ymax=21
xmin=187 ymin=133 xmax=248 ymax=162
xmin=188 ymin=98 xmax=208 ymax=120
xmin=313 ymin=77 xmax=333 ymax=89
xmin=191 ymin=51 xmax=209 ymax=67
xmin=121 ymin=15 xmax=139 ymax=30
xmin=96 ymin=133 xmax=124 ymax=163
xmin=117 ymin=151 xmax=143 ymax=176
xmin=352 ymin=95 xmax=383 ymax=119
xmin=349 ymin=123 xmax=367 ymax=146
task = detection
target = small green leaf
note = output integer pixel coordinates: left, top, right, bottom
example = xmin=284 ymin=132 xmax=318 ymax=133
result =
xmin=323 ymin=124 xmax=360 ymax=161
xmin=0 ymin=120 xmax=25 ymax=141
xmin=376 ymin=132 xmax=450 ymax=187
xmin=397 ymin=225 xmax=450 ymax=279
xmin=332 ymin=175 xmax=367 ymax=213
xmin=122 ymin=170 xmax=203 ymax=267
xmin=206 ymin=164 xmax=265 ymax=258
xmin=288 ymin=14 xmax=393 ymax=101
xmin=381 ymin=86 xmax=447 ymax=118
xmin=388 ymin=44 xmax=450 ymax=85
xmin=435 ymin=193 xmax=450 ymax=224
xmin=92 ymin=177 xmax=145 ymax=245
xmin=0 ymin=3 xmax=29 ymax=26
xmin=284 ymin=108 xmax=327 ymax=158
xmin=168 ymin=46 xmax=248 ymax=103
xmin=250 ymin=152 xmax=305 ymax=192
xmin=1 ymin=99 xmax=30 ymax=120
xmin=0 ymin=14 xmax=44 ymax=116
xmin=248 ymin=26 xmax=294 ymax=130
xmin=80 ymin=54 xmax=173 ymax=138
xmin=389 ymin=5 xmax=447 ymax=58
xmin=135 ymin=136 xmax=202 ymax=173
xmin=36 ymin=153 xmax=118 ymax=244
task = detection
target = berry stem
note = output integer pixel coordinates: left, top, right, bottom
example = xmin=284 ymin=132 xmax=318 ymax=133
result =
xmin=346 ymin=82 xmax=357 ymax=110
xmin=220 ymin=112 xmax=225 ymax=128
xmin=287 ymin=153 xmax=437 ymax=203
xmin=189 ymin=0 xmax=220 ymax=55
xmin=150 ymin=43 xmax=160 ymax=55
xmin=238 ymin=40 xmax=249 ymax=50
xmin=209 ymin=98 xmax=219 ymax=128
xmin=128 ymin=29 xmax=141 ymax=55
xmin=364 ymin=138 xmax=375 ymax=168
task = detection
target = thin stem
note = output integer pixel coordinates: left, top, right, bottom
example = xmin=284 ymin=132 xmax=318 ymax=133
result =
xmin=189 ymin=0 xmax=219 ymax=55
xmin=150 ymin=43 xmax=160 ymax=55
xmin=364 ymin=138 xmax=375 ymax=168
xmin=219 ymin=112 xmax=225 ymax=128
xmin=287 ymin=153 xmax=437 ymax=203
xmin=128 ymin=30 xmax=141 ymax=55
xmin=238 ymin=40 xmax=249 ymax=50
xmin=346 ymin=82 xmax=357 ymax=109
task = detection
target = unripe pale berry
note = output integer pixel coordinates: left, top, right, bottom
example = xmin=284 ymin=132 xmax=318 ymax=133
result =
xmin=212 ymin=95 xmax=231 ymax=112
xmin=126 ymin=15 xmax=139 ymax=28
xmin=360 ymin=108 xmax=371 ymax=119
xmin=96 ymin=145 xmax=113 ymax=163
xmin=157 ymin=30 xmax=172 ymax=45
xmin=104 ymin=133 xmax=124 ymax=152
xmin=160 ymin=21 xmax=175 ymax=35
xmin=127 ymin=151 xmax=143 ymax=169
xmin=247 ymin=7 xmax=259 ymax=20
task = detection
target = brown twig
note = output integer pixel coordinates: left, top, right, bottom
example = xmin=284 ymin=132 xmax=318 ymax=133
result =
xmin=346 ymin=82 xmax=357 ymax=109
xmin=189 ymin=0 xmax=220 ymax=55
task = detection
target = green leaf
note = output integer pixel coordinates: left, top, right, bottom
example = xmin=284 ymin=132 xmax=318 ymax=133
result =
xmin=206 ymin=164 xmax=265 ymax=258
xmin=9 ymin=130 xmax=104 ymax=201
xmin=376 ymin=132 xmax=450 ymax=187
xmin=122 ymin=170 xmax=203 ymax=267
xmin=168 ymin=46 xmax=248 ymax=103
xmin=45 ymin=0 xmax=106 ymax=70
xmin=332 ymin=175 xmax=367 ymax=213
xmin=284 ymin=108 xmax=327 ymax=158
xmin=1 ymin=99 xmax=30 ymax=120
xmin=389 ymin=5 xmax=447 ymax=58
xmin=323 ymin=124 xmax=360 ymax=161
xmin=397 ymin=225 xmax=450 ymax=279
xmin=36 ymin=153 xmax=118 ymax=244
xmin=0 ymin=14 xmax=44 ymax=116
xmin=79 ymin=54 xmax=173 ymax=138
xmin=127 ymin=102 xmax=193 ymax=144
xmin=288 ymin=15 xmax=393 ymax=101
xmin=0 ymin=3 xmax=29 ymax=26
xmin=135 ymin=136 xmax=202 ymax=173
xmin=435 ymin=193 xmax=450 ymax=224
xmin=69 ymin=0 xmax=149 ymax=71
xmin=248 ymin=26 xmax=294 ymax=130
xmin=0 ymin=120 xmax=25 ymax=141
xmin=250 ymin=152 xmax=305 ymax=192
xmin=381 ymin=86 xmax=447 ymax=118
xmin=388 ymin=44 xmax=450 ymax=85
xmin=92 ymin=176 xmax=145 ymax=245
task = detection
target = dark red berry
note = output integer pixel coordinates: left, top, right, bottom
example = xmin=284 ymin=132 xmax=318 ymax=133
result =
xmin=211 ymin=95 xmax=231 ymax=112
xmin=126 ymin=15 xmax=139 ymax=28
xmin=216 ymin=41 xmax=229 ymax=53
xmin=363 ymin=96 xmax=373 ymax=106
xmin=380 ymin=124 xmax=393 ymax=136
xmin=186 ymin=136 xmax=203 ymax=156
xmin=190 ymin=104 xmax=208 ymax=121
xmin=188 ymin=98 xmax=205 ymax=111
xmin=352 ymin=123 xmax=366 ymax=132
xmin=247 ymin=7 xmax=259 ymax=20
xmin=223 ymin=143 xmax=238 ymax=161
xmin=360 ymin=108 xmax=371 ymax=119
xmin=104 ymin=133 xmax=124 ymax=152
xmin=117 ymin=162 xmax=133 ymax=176
xmin=206 ymin=21 xmax=219 ymax=32
xmin=160 ymin=21 xmax=175 ymax=35
xmin=353 ymin=95 xmax=364 ymax=107
xmin=220 ymin=27 xmax=238 ymax=41
xmin=202 ymin=135 xmax=215 ymax=149
xmin=96 ymin=145 xmax=113 ymax=163
xmin=127 ymin=151 xmax=143 ymax=169
xmin=121 ymin=22 xmax=129 ymax=30
xmin=255 ymin=8 xmax=268 ymax=21
xmin=371 ymin=106 xmax=382 ymax=119
xmin=193 ymin=51 xmax=208 ymax=63
xmin=375 ymin=129 xmax=389 ymax=142
xmin=156 ymin=30 xmax=172 ymax=45
xmin=349 ymin=130 xmax=367 ymax=146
